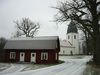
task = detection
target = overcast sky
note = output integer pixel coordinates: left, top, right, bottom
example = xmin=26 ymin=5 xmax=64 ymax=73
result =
xmin=0 ymin=0 xmax=70 ymax=40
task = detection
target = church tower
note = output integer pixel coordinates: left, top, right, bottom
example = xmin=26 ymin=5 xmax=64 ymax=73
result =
xmin=66 ymin=21 xmax=79 ymax=54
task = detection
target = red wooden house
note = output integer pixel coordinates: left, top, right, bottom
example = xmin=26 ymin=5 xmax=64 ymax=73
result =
xmin=0 ymin=55 xmax=4 ymax=62
xmin=4 ymin=36 xmax=60 ymax=64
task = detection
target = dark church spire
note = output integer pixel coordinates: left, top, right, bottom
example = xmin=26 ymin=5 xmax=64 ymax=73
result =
xmin=67 ymin=21 xmax=78 ymax=34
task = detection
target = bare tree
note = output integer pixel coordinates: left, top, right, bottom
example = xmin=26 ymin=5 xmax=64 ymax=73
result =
xmin=81 ymin=30 xmax=93 ymax=55
xmin=14 ymin=18 xmax=40 ymax=37
xmin=13 ymin=29 xmax=22 ymax=37
xmin=53 ymin=0 xmax=100 ymax=65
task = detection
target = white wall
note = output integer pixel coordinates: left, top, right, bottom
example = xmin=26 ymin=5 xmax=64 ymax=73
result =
xmin=66 ymin=33 xmax=79 ymax=54
xmin=59 ymin=46 xmax=75 ymax=55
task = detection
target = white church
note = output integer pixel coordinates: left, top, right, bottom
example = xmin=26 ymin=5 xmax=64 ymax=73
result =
xmin=59 ymin=21 xmax=80 ymax=55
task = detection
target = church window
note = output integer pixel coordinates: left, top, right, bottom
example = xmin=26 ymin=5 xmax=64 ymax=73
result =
xmin=68 ymin=35 xmax=70 ymax=39
xmin=63 ymin=50 xmax=65 ymax=53
xmin=74 ymin=35 xmax=76 ymax=39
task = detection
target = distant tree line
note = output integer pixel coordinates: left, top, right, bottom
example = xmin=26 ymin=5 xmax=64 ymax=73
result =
xmin=0 ymin=37 xmax=7 ymax=57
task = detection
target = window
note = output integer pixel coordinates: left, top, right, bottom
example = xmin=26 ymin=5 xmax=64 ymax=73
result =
xmin=56 ymin=42 xmax=58 ymax=48
xmin=32 ymin=54 xmax=34 ymax=57
xmin=68 ymin=35 xmax=70 ymax=39
xmin=70 ymin=51 xmax=73 ymax=55
xmin=10 ymin=52 xmax=16 ymax=59
xmin=74 ymin=35 xmax=76 ymax=39
xmin=21 ymin=54 xmax=23 ymax=56
xmin=63 ymin=50 xmax=65 ymax=53
xmin=55 ymin=53 xmax=57 ymax=60
xmin=41 ymin=53 xmax=48 ymax=60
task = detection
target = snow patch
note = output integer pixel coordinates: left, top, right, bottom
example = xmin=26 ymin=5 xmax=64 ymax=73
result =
xmin=0 ymin=56 xmax=93 ymax=75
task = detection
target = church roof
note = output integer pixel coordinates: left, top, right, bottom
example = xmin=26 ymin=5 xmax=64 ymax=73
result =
xmin=60 ymin=40 xmax=74 ymax=48
xmin=67 ymin=21 xmax=78 ymax=34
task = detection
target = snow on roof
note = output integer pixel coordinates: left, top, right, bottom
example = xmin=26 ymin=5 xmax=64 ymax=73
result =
xmin=60 ymin=40 xmax=74 ymax=47
xmin=4 ymin=36 xmax=59 ymax=50
xmin=10 ymin=36 xmax=58 ymax=40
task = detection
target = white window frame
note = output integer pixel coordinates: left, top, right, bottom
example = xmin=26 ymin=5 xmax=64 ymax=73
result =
xmin=74 ymin=35 xmax=76 ymax=39
xmin=63 ymin=50 xmax=65 ymax=53
xmin=68 ymin=35 xmax=70 ymax=39
xmin=10 ymin=52 xmax=16 ymax=59
xmin=55 ymin=53 xmax=57 ymax=60
xmin=41 ymin=53 xmax=48 ymax=60
xmin=56 ymin=42 xmax=58 ymax=48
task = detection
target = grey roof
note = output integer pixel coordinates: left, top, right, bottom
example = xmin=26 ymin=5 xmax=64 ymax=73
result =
xmin=67 ymin=21 xmax=78 ymax=34
xmin=4 ymin=36 xmax=59 ymax=50
xmin=60 ymin=40 xmax=72 ymax=47
xmin=60 ymin=40 xmax=75 ymax=48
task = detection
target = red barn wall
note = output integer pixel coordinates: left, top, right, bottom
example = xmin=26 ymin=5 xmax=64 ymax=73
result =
xmin=5 ymin=49 xmax=59 ymax=64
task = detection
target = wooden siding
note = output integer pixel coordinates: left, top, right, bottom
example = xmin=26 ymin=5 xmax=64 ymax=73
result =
xmin=5 ymin=49 xmax=59 ymax=64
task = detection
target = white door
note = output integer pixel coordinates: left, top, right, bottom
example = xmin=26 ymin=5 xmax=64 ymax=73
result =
xmin=20 ymin=52 xmax=25 ymax=62
xmin=31 ymin=53 xmax=36 ymax=63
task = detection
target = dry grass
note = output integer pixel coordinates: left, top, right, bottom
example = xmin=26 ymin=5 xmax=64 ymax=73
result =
xmin=82 ymin=61 xmax=100 ymax=75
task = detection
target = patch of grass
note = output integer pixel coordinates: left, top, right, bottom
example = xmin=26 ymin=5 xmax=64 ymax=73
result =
xmin=58 ymin=60 xmax=65 ymax=64
xmin=0 ymin=63 xmax=11 ymax=71
xmin=37 ymin=60 xmax=64 ymax=66
xmin=47 ymin=60 xmax=65 ymax=66
xmin=22 ymin=64 xmax=49 ymax=71
xmin=82 ymin=61 xmax=100 ymax=75
xmin=60 ymin=55 xmax=84 ymax=59
xmin=22 ymin=60 xmax=64 ymax=71
xmin=87 ymin=61 xmax=100 ymax=68
xmin=73 ymin=56 xmax=84 ymax=59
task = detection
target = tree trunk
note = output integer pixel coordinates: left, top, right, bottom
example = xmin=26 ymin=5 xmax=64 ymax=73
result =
xmin=85 ymin=33 xmax=90 ymax=55
xmin=93 ymin=37 xmax=100 ymax=65
xmin=92 ymin=1 xmax=100 ymax=65
xmin=84 ymin=30 xmax=90 ymax=55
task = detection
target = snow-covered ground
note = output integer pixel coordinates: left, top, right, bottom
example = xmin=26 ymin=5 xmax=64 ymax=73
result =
xmin=0 ymin=56 xmax=92 ymax=75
